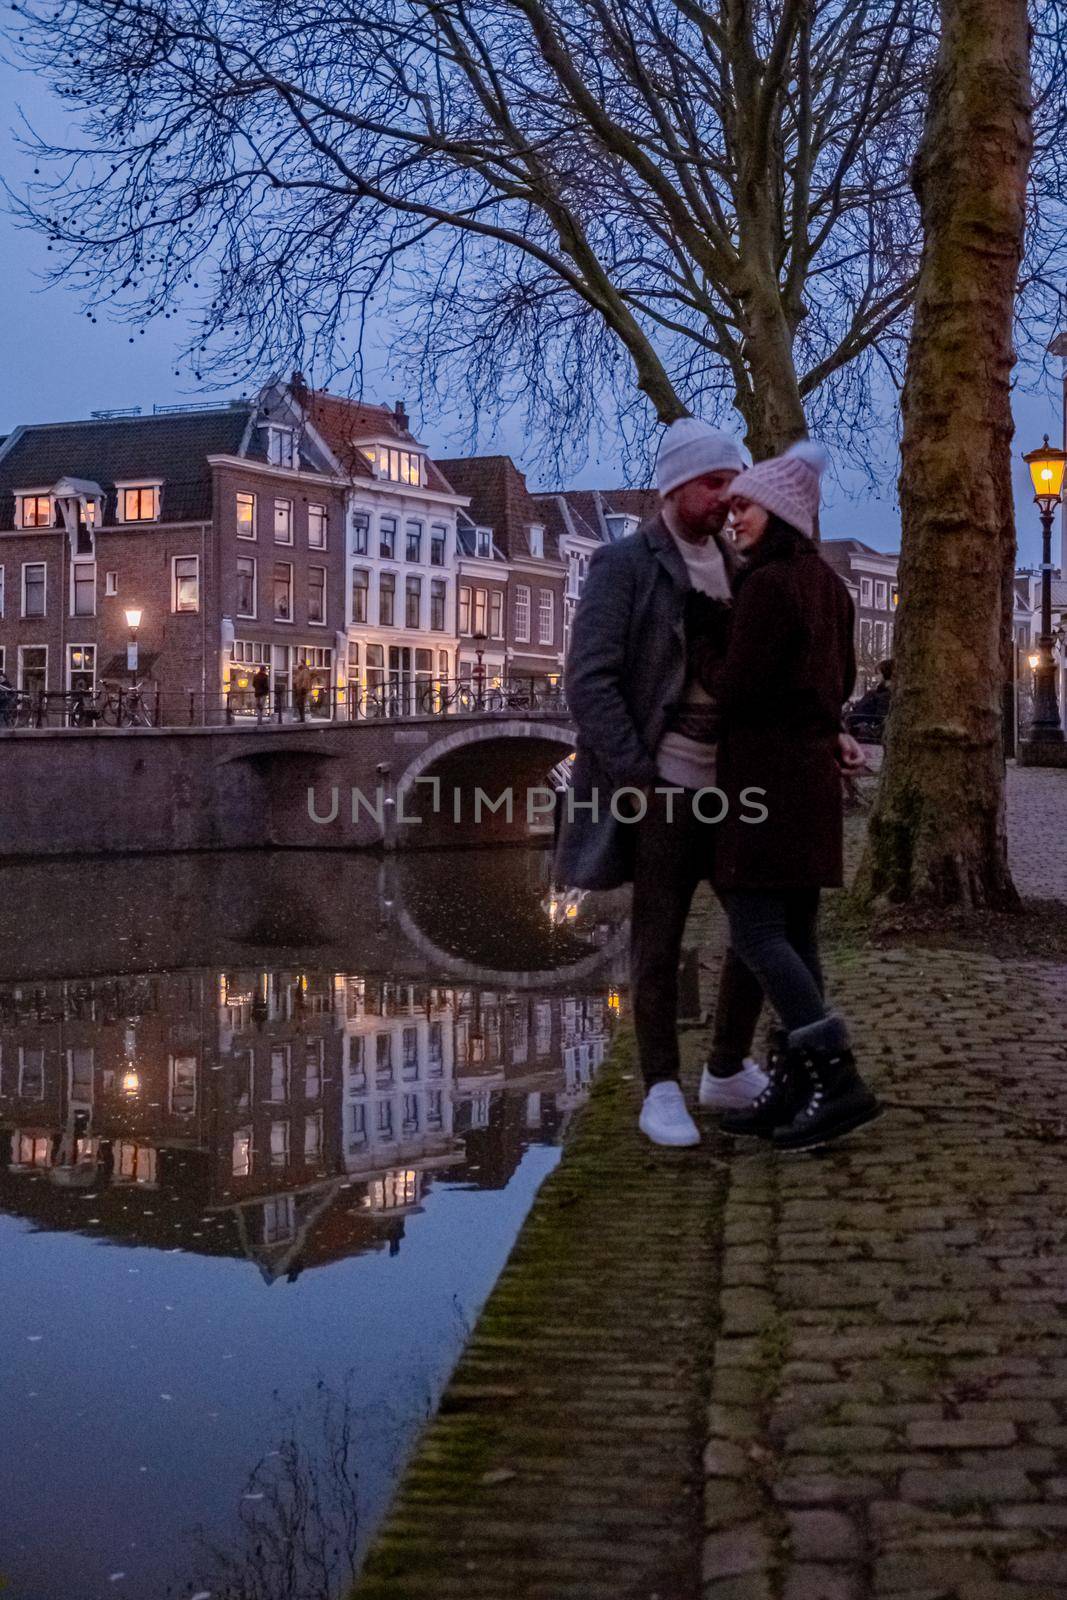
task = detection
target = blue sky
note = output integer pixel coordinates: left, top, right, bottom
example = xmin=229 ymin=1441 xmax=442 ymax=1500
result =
xmin=1 ymin=57 xmax=1063 ymax=567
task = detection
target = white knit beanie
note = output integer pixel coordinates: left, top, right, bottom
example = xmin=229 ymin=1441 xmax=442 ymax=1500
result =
xmin=656 ymin=417 xmax=746 ymax=499
xmin=726 ymin=440 xmax=829 ymax=538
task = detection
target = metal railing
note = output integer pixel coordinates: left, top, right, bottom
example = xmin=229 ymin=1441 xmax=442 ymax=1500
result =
xmin=1 ymin=675 xmax=569 ymax=730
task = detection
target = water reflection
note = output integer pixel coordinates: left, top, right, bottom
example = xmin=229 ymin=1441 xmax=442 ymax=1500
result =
xmin=0 ymin=848 xmax=628 ymax=1600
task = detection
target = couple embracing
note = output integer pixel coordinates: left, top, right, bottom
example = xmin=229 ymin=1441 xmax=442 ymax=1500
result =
xmin=557 ymin=419 xmax=881 ymax=1153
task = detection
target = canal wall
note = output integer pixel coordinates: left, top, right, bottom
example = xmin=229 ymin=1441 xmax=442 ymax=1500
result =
xmin=0 ymin=715 xmax=575 ymax=859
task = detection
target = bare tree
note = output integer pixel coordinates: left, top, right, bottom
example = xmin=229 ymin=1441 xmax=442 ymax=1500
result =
xmin=4 ymin=0 xmax=939 ymax=464
xmin=855 ymin=0 xmax=1032 ymax=910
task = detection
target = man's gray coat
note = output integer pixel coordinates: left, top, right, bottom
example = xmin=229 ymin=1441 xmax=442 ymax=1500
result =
xmin=554 ymin=514 xmax=736 ymax=889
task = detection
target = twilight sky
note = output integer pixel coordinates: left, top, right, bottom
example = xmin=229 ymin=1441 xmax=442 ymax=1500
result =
xmin=1 ymin=56 xmax=1063 ymax=568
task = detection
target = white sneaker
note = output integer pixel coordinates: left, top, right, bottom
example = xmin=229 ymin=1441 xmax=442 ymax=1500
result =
xmin=638 ymin=1080 xmax=701 ymax=1147
xmin=698 ymin=1058 xmax=770 ymax=1113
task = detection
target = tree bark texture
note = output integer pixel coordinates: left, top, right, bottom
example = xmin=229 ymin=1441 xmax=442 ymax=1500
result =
xmin=857 ymin=0 xmax=1030 ymax=909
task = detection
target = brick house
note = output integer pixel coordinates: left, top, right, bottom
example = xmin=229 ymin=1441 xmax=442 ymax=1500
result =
xmin=0 ymin=393 xmax=347 ymax=723
xmin=436 ymin=456 xmax=568 ymax=683
xmin=819 ymin=538 xmax=900 ymax=691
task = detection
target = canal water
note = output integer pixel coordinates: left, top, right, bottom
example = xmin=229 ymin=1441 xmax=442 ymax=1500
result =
xmin=0 ymin=848 xmax=628 ymax=1600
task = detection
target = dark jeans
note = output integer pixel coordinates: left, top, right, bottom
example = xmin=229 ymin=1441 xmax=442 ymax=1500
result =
xmin=631 ymin=790 xmax=764 ymax=1088
xmin=717 ymin=889 xmax=825 ymax=1036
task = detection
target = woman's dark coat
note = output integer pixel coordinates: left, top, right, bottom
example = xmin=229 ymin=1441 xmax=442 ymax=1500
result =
xmin=700 ymin=525 xmax=856 ymax=891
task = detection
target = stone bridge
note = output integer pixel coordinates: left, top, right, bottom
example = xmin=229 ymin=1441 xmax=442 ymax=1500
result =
xmin=0 ymin=711 xmax=578 ymax=860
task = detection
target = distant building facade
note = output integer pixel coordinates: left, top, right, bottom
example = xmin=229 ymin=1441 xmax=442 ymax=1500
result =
xmin=820 ymin=538 xmax=900 ymax=691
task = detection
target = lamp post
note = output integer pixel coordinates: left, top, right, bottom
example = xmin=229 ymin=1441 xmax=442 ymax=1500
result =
xmin=472 ymin=629 xmax=488 ymax=709
xmin=124 ymin=607 xmax=143 ymax=680
xmin=1022 ymin=437 xmax=1066 ymax=742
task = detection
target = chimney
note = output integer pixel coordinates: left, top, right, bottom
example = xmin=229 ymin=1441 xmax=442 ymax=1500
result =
xmin=394 ymin=399 xmax=409 ymax=430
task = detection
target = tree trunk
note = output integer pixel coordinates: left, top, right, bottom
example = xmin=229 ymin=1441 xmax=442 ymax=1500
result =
xmin=855 ymin=0 xmax=1030 ymax=910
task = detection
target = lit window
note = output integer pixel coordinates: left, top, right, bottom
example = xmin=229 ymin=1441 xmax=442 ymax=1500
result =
xmin=473 ymin=588 xmax=488 ymax=634
xmin=274 ymin=499 xmax=293 ymax=544
xmin=367 ymin=446 xmax=425 ymax=485
xmin=538 ymin=588 xmax=554 ymax=645
xmin=352 ymin=567 xmax=369 ymax=624
xmin=274 ymin=561 xmax=293 ymax=621
xmin=308 ymin=503 xmax=327 ymax=549
xmin=72 ymin=562 xmax=96 ymax=618
xmin=514 ymin=584 xmax=530 ymax=643
xmin=22 ymin=562 xmax=47 ymax=619
xmin=308 ymin=565 xmax=327 ymax=626
xmin=236 ymin=491 xmax=256 ymax=538
xmin=237 ymin=556 xmax=256 ymax=618
xmin=20 ymin=494 xmax=52 ymax=528
xmin=122 ymin=486 xmax=157 ymax=522
xmin=173 ymin=555 xmax=199 ymax=613
xmin=232 ymin=1129 xmax=252 ymax=1178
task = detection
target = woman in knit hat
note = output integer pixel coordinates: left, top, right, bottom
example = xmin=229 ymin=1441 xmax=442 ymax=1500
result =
xmin=696 ymin=441 xmax=881 ymax=1150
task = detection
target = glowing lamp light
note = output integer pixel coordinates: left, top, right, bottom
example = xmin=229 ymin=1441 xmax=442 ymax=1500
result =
xmin=1023 ymin=436 xmax=1067 ymax=507
xmin=1029 ymin=652 xmax=1041 ymax=671
xmin=122 ymin=1070 xmax=141 ymax=1096
xmin=124 ymin=607 xmax=143 ymax=631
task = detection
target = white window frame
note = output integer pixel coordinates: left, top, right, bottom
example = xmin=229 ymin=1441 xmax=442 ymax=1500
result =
xmin=538 ymin=587 xmax=554 ymax=646
xmin=104 ymin=570 xmax=118 ymax=597
xmin=308 ymin=502 xmax=328 ymax=550
xmin=308 ymin=564 xmax=327 ymax=627
xmin=266 ymin=426 xmax=296 ymax=469
xmin=236 ymin=490 xmax=257 ymax=540
xmin=528 ymin=525 xmax=544 ymax=559
xmin=475 ymin=527 xmax=493 ymax=559
xmin=351 ymin=508 xmax=370 ymax=555
xmin=273 ymin=498 xmax=294 ymax=545
xmin=15 ymin=491 xmax=54 ymax=530
xmin=378 ymin=571 xmax=396 ymax=627
xmin=22 ymin=561 xmax=47 ymax=619
xmin=874 ymin=580 xmax=888 ymax=610
xmin=405 ymin=574 xmax=422 ymax=630
xmin=172 ymin=554 xmax=200 ymax=614
xmin=430 ymin=524 xmax=447 ymax=566
xmin=351 ymin=566 xmax=369 ymax=625
xmin=859 ymin=576 xmax=874 ymax=607
xmin=66 ymin=643 xmax=96 ymax=692
xmin=70 ymin=560 xmax=96 ymax=619
xmin=116 ymin=482 xmax=161 ymax=523
xmin=274 ymin=560 xmax=294 ymax=623
xmin=18 ymin=643 xmax=48 ymax=694
xmin=514 ymin=584 xmax=531 ymax=644
xmin=236 ymin=554 xmax=257 ymax=620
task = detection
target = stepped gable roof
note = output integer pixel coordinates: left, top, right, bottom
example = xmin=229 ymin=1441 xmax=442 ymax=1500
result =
xmin=307 ymin=391 xmax=455 ymax=493
xmin=0 ymin=407 xmax=254 ymax=528
xmin=436 ymin=455 xmax=562 ymax=562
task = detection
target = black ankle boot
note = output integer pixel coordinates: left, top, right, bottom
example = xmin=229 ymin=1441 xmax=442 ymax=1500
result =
xmin=771 ymin=1046 xmax=881 ymax=1151
xmin=719 ymin=1028 xmax=807 ymax=1138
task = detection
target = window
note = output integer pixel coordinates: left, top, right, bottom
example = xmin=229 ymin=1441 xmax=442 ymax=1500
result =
xmin=458 ymin=585 xmax=472 ymax=635
xmin=122 ymin=486 xmax=157 ymax=522
xmin=67 ymin=644 xmax=95 ymax=694
xmin=270 ymin=1120 xmax=290 ymax=1168
xmin=308 ymin=565 xmax=327 ymax=626
xmin=379 ymin=515 xmax=397 ymax=560
xmin=105 ymin=570 xmax=118 ymax=597
xmin=267 ymin=426 xmax=296 ymax=468
xmin=232 ymin=1130 xmax=252 ymax=1178
xmin=859 ymin=576 xmax=873 ymax=607
xmin=476 ymin=527 xmax=493 ymax=559
xmin=172 ymin=555 xmax=199 ymax=613
xmin=430 ymin=525 xmax=446 ymax=566
xmin=71 ymin=562 xmax=95 ymax=617
xmin=891 ymin=584 xmax=900 ymax=609
xmin=22 ymin=563 xmax=46 ymax=618
xmin=406 ymin=575 xmax=422 ymax=629
xmin=859 ymin=616 xmax=873 ymax=657
xmin=274 ymin=498 xmax=293 ymax=544
xmin=490 ymin=591 xmax=504 ymax=638
xmin=304 ymin=1111 xmax=324 ymax=1160
xmin=237 ymin=556 xmax=257 ymax=618
xmin=472 ymin=588 xmax=488 ymax=635
xmin=376 ymin=1032 xmax=393 ymax=1084
xmin=305 ymin=1039 xmax=324 ymax=1099
xmin=236 ymin=491 xmax=256 ymax=538
xmin=18 ymin=645 xmax=47 ymax=695
xmin=19 ymin=1047 xmax=45 ymax=1099
xmin=352 ymin=568 xmax=369 ymax=624
xmin=269 ymin=1044 xmax=290 ymax=1102
xmin=366 ymin=445 xmax=425 ymax=485
xmin=379 ymin=571 xmax=395 ymax=627
xmin=528 ymin=524 xmax=544 ymax=558
xmin=274 ymin=561 xmax=293 ymax=621
xmin=538 ymin=587 xmax=554 ymax=645
xmin=874 ymin=620 xmax=888 ymax=656
xmin=430 ymin=579 xmax=446 ymax=631
xmin=405 ymin=521 xmax=422 ymax=563
xmin=875 ymin=580 xmax=888 ymax=610
xmin=308 ymin=503 xmax=327 ymax=549
xmin=169 ymin=1056 xmax=197 ymax=1117
xmin=20 ymin=494 xmax=52 ymax=528
xmin=514 ymin=584 xmax=530 ymax=643
xmin=352 ymin=510 xmax=369 ymax=554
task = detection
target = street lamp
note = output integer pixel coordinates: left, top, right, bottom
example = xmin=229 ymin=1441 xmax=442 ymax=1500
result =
xmin=124 ymin=607 xmax=143 ymax=677
xmin=472 ymin=629 xmax=488 ymax=709
xmin=1022 ymin=435 xmax=1066 ymax=742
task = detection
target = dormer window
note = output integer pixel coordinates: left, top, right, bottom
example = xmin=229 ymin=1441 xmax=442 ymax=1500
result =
xmin=605 ymin=513 xmax=640 ymax=541
xmin=266 ymin=426 xmax=297 ymax=469
xmin=120 ymin=485 xmax=160 ymax=523
xmin=18 ymin=494 xmax=53 ymax=529
xmin=475 ymin=527 xmax=493 ymax=559
xmin=528 ymin=524 xmax=544 ymax=558
xmin=363 ymin=445 xmax=426 ymax=486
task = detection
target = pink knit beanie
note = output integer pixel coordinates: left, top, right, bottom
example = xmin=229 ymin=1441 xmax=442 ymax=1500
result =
xmin=726 ymin=440 xmax=829 ymax=538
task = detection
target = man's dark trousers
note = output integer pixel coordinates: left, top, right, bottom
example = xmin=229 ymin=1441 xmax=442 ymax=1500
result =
xmin=630 ymin=789 xmax=764 ymax=1089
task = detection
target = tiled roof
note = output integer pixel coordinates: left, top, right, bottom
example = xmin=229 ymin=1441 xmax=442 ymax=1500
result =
xmin=0 ymin=408 xmax=253 ymax=528
xmin=308 ymin=391 xmax=456 ymax=494
xmin=436 ymin=456 xmax=563 ymax=562
xmin=820 ymin=537 xmax=896 ymax=565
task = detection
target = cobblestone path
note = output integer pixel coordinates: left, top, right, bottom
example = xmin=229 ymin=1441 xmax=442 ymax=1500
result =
xmin=702 ymin=766 xmax=1067 ymax=1598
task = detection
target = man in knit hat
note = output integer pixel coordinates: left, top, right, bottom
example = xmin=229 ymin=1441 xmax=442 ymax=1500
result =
xmin=558 ymin=417 xmax=771 ymax=1147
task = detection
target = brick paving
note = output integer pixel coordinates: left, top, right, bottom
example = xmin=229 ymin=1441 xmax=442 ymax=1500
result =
xmin=353 ymin=766 xmax=1067 ymax=1600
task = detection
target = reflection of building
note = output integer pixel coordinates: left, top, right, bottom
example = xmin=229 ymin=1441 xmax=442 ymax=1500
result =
xmin=1 ymin=964 xmax=619 ymax=1278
